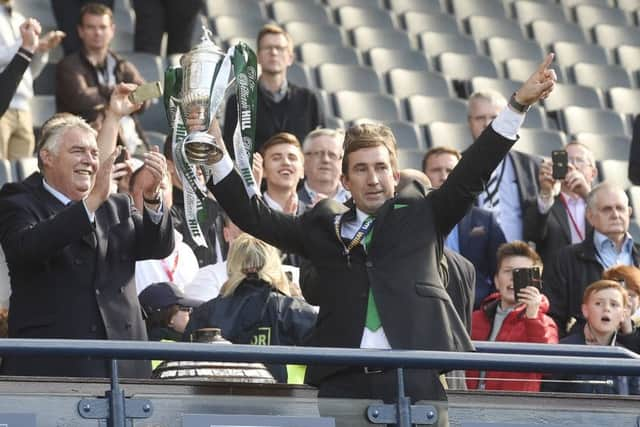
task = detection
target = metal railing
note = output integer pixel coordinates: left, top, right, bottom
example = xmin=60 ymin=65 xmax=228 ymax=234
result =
xmin=0 ymin=339 xmax=639 ymax=426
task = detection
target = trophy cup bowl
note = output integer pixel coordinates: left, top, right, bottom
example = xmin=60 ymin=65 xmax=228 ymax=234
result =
xmin=177 ymin=30 xmax=228 ymax=165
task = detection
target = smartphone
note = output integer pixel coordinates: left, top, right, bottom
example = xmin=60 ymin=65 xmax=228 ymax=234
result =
xmin=128 ymin=81 xmax=162 ymax=104
xmin=551 ymin=150 xmax=568 ymax=180
xmin=513 ymin=267 xmax=542 ymax=299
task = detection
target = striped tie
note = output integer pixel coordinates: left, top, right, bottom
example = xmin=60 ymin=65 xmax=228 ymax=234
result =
xmin=483 ymin=170 xmax=500 ymax=211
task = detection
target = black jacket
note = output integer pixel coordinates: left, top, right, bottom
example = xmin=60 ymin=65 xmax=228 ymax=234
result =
xmin=223 ymin=82 xmax=324 ymax=155
xmin=544 ymin=232 xmax=640 ymax=336
xmin=0 ymin=48 xmax=31 ymax=117
xmin=183 ymin=277 xmax=317 ymax=382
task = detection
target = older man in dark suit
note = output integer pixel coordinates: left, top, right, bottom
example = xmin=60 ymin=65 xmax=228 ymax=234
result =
xmin=0 ymin=84 xmax=174 ymax=378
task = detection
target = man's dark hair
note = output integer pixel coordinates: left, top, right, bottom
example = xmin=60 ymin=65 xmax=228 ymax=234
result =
xmin=422 ymin=146 xmax=461 ymax=173
xmin=79 ymin=2 xmax=113 ymax=26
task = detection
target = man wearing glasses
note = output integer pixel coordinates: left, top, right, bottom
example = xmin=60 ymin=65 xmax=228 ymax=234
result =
xmin=299 ymin=128 xmax=350 ymax=207
xmin=524 ymin=142 xmax=598 ymax=266
xmin=222 ymin=24 xmax=324 ymax=155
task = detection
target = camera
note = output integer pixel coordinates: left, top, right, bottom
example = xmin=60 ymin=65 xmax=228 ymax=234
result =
xmin=551 ymin=150 xmax=568 ymax=180
xmin=512 ymin=267 xmax=542 ymax=300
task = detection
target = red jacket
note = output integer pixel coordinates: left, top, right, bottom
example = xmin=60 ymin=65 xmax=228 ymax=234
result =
xmin=466 ymin=292 xmax=559 ymax=392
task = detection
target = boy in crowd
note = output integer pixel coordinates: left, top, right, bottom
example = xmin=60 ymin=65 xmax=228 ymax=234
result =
xmin=467 ymin=241 xmax=558 ymax=392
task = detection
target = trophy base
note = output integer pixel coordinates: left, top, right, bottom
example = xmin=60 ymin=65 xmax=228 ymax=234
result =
xmin=183 ymin=132 xmax=224 ymax=165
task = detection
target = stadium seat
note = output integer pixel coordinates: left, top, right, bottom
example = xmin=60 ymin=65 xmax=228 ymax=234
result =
xmin=388 ymin=0 xmax=443 ymax=14
xmin=285 ymin=22 xmax=347 ymax=45
xmin=138 ymin=100 xmax=170 ymax=134
xmin=332 ymin=91 xmax=401 ymax=122
xmin=0 ymin=160 xmax=13 ymax=186
xmin=117 ymin=53 xmax=165 ymax=83
xmin=316 ymin=64 xmax=383 ymax=93
xmin=29 ymin=95 xmax=56 ymax=130
xmin=575 ymin=132 xmax=630 ymax=161
xmin=418 ymin=32 xmax=478 ymax=60
xmin=530 ymin=20 xmax=587 ymax=48
xmin=552 ymin=42 xmax=609 ymax=71
xmin=205 ymin=0 xmax=265 ymax=18
xmin=522 ymin=106 xmax=548 ymax=129
xmin=325 ymin=115 xmax=345 ymax=130
xmin=593 ymin=24 xmax=640 ymax=49
xmin=14 ymin=157 xmax=39 ymax=182
xmin=213 ymin=16 xmax=269 ymax=41
xmin=615 ymin=45 xmax=640 ymax=72
xmin=386 ymin=120 xmax=426 ymax=149
xmin=111 ymin=31 xmax=134 ymax=53
xmin=469 ymin=77 xmax=520 ymax=99
xmin=406 ymin=95 xmax=468 ymax=125
xmin=367 ymin=48 xmax=429 ymax=74
xmin=326 ymin=0 xmax=383 ymax=7
xmin=351 ymin=27 xmax=413 ymax=51
xmin=401 ymin=12 xmax=460 ymax=35
xmin=598 ymin=159 xmax=632 ymax=189
xmin=33 ymin=63 xmax=56 ymax=96
xmin=298 ymin=43 xmax=361 ymax=67
xmin=571 ymin=63 xmax=632 ymax=89
xmin=627 ymin=186 xmax=640 ymax=221
xmin=486 ymin=37 xmax=544 ymax=64
xmin=387 ymin=69 xmax=453 ymax=98
xmin=609 ymin=87 xmax=640 ymax=116
xmin=287 ymin=62 xmax=314 ymax=88
xmin=516 ymin=129 xmax=567 ymax=157
xmin=616 ymin=0 xmax=640 ymax=13
xmin=13 ymin=1 xmax=57 ymax=30
xmin=562 ymin=106 xmax=629 ymax=136
xmin=437 ymin=53 xmax=499 ymax=80
xmin=559 ymin=0 xmax=614 ymax=17
xmin=466 ymin=16 xmax=527 ymax=42
xmin=542 ymin=83 xmax=603 ymax=112
xmin=397 ymin=149 xmax=428 ymax=170
xmin=574 ymin=4 xmax=628 ymax=30
xmin=451 ymin=0 xmax=506 ymax=20
xmin=513 ymin=0 xmax=566 ymax=24
xmin=504 ymin=58 xmax=564 ymax=82
xmin=113 ymin=8 xmax=135 ymax=34
xmin=335 ymin=6 xmax=395 ymax=31
xmin=427 ymin=122 xmax=473 ymax=152
xmin=269 ymin=1 xmax=332 ymax=24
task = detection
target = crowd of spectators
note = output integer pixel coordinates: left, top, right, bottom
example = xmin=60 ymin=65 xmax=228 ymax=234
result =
xmin=0 ymin=0 xmax=640 ymax=412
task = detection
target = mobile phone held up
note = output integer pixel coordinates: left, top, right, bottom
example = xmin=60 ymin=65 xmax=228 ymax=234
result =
xmin=551 ymin=149 xmax=568 ymax=180
xmin=512 ymin=267 xmax=542 ymax=300
xmin=128 ymin=81 xmax=163 ymax=104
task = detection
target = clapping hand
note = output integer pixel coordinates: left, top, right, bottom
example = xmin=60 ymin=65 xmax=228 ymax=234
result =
xmin=36 ymin=30 xmax=65 ymax=53
xmin=19 ymin=18 xmax=41 ymax=53
xmin=108 ymin=83 xmax=142 ymax=117
xmin=513 ymin=53 xmax=557 ymax=107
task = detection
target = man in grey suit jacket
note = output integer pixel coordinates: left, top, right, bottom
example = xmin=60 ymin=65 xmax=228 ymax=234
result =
xmin=0 ymin=85 xmax=174 ymax=378
xmin=205 ymin=56 xmax=556 ymax=423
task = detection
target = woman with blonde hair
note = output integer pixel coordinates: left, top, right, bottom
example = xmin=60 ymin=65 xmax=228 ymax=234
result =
xmin=184 ymin=233 xmax=317 ymax=383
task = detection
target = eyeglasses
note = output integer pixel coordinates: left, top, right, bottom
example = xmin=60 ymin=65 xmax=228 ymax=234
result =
xmin=568 ymin=156 xmax=591 ymax=167
xmin=304 ymin=150 xmax=342 ymax=161
xmin=259 ymin=44 xmax=289 ymax=54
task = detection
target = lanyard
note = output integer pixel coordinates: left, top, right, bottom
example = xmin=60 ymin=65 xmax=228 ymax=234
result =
xmin=161 ymin=252 xmax=180 ymax=283
xmin=559 ymin=193 xmax=584 ymax=241
xmin=333 ymin=214 xmax=375 ymax=268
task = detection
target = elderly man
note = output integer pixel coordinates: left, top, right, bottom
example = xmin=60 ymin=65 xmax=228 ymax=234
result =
xmin=524 ymin=142 xmax=598 ymax=266
xmin=298 ymin=128 xmax=350 ymax=207
xmin=223 ymin=24 xmax=324 ymax=154
xmin=544 ymin=182 xmax=640 ymax=336
xmin=0 ymin=84 xmax=174 ymax=378
xmin=205 ymin=56 xmax=555 ymax=417
xmin=468 ymin=90 xmax=540 ymax=243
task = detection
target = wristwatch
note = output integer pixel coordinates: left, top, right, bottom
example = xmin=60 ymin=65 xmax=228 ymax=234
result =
xmin=509 ymin=92 xmax=530 ymax=113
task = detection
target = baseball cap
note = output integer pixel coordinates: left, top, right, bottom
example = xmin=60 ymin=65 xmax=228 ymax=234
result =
xmin=138 ymin=282 xmax=203 ymax=314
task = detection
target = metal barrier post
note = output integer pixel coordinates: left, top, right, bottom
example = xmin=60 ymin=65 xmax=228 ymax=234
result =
xmin=107 ymin=359 xmax=125 ymax=427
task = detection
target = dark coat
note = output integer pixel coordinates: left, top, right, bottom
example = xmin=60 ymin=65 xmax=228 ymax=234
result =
xmin=0 ymin=49 xmax=30 ymax=117
xmin=523 ymin=194 xmax=593 ymax=266
xmin=629 ymin=114 xmax=640 ymax=185
xmin=0 ymin=173 xmax=174 ymax=378
xmin=184 ymin=277 xmax=317 ymax=382
xmin=456 ymin=206 xmax=506 ymax=308
xmin=208 ymin=125 xmax=514 ymax=401
xmin=543 ymin=232 xmax=640 ymax=336
xmin=443 ymin=248 xmax=475 ymax=333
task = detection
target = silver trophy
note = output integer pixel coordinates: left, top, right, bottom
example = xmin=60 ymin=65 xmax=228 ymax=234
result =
xmin=169 ymin=28 xmax=230 ymax=165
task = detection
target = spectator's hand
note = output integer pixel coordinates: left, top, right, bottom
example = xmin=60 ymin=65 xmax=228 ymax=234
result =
xmin=36 ymin=30 xmax=65 ymax=53
xmin=518 ymin=286 xmax=542 ymax=319
xmin=538 ymin=159 xmax=555 ymax=196
xmin=112 ymin=147 xmax=135 ymax=193
xmin=619 ymin=305 xmax=633 ymax=335
xmin=139 ymin=146 xmax=167 ymax=202
xmin=252 ymin=152 xmax=263 ymax=184
xmin=108 ymin=83 xmax=142 ymax=117
xmin=514 ymin=53 xmax=557 ymax=106
xmin=19 ymin=18 xmax=41 ymax=53
xmin=86 ymin=146 xmax=121 ymax=212
xmin=564 ymin=163 xmax=591 ymax=199
xmin=283 ymin=191 xmax=299 ymax=215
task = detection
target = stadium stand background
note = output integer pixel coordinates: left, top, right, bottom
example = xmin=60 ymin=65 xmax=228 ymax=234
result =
xmin=10 ymin=0 xmax=640 ymax=238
